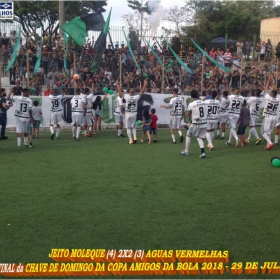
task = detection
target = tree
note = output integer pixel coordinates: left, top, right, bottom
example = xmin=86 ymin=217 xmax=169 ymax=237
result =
xmin=14 ymin=1 xmax=107 ymax=38
xmin=121 ymin=10 xmax=151 ymax=33
xmin=128 ymin=29 xmax=140 ymax=50
xmin=273 ymin=5 xmax=280 ymax=16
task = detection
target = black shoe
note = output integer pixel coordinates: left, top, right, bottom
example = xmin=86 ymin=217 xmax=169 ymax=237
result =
xmin=153 ymin=139 xmax=157 ymax=143
xmin=0 ymin=136 xmax=8 ymax=140
xmin=120 ymin=134 xmax=126 ymax=137
xmin=173 ymin=141 xmax=176 ymax=144
xmin=51 ymin=134 xmax=55 ymax=140
xmin=180 ymin=135 xmax=184 ymax=143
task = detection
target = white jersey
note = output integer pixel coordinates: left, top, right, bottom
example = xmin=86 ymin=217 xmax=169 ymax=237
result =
xmin=228 ymin=94 xmax=245 ymax=115
xmin=14 ymin=96 xmax=32 ymax=121
xmin=114 ymin=95 xmax=123 ymax=114
xmin=49 ymin=94 xmax=63 ymax=112
xmin=80 ymin=93 xmax=93 ymax=113
xmin=71 ymin=95 xmax=86 ymax=113
xmin=219 ymin=97 xmax=230 ymax=113
xmin=124 ymin=94 xmax=140 ymax=114
xmin=263 ymin=92 xmax=280 ymax=117
xmin=187 ymin=99 xmax=207 ymax=126
xmin=247 ymin=96 xmax=262 ymax=117
xmin=204 ymin=99 xmax=220 ymax=121
xmin=169 ymin=96 xmax=184 ymax=116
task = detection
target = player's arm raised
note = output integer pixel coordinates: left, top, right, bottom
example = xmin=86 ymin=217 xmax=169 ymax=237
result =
xmin=139 ymin=79 xmax=148 ymax=95
xmin=116 ymin=80 xmax=122 ymax=96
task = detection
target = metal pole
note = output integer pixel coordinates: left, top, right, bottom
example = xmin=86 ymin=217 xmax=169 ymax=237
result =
xmin=225 ymin=33 xmax=228 ymax=52
xmin=239 ymin=56 xmax=242 ymax=91
xmin=59 ymin=1 xmax=65 ymax=38
xmin=161 ymin=56 xmax=165 ymax=93
xmin=26 ymin=50 xmax=29 ymax=88
xmin=252 ymin=34 xmax=256 ymax=61
xmin=276 ymin=58 xmax=279 ymax=89
xmin=201 ymin=55 xmax=204 ymax=95
xmin=119 ymin=54 xmax=122 ymax=88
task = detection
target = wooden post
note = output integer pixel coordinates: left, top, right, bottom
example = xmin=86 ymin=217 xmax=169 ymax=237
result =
xmin=239 ymin=56 xmax=242 ymax=91
xmin=161 ymin=56 xmax=165 ymax=93
xmin=276 ymin=58 xmax=279 ymax=89
xmin=26 ymin=50 xmax=30 ymax=88
xmin=74 ymin=52 xmax=77 ymax=90
xmin=201 ymin=55 xmax=204 ymax=95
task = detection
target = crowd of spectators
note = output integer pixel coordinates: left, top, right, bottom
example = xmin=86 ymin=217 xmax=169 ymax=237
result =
xmin=1 ymin=29 xmax=280 ymax=97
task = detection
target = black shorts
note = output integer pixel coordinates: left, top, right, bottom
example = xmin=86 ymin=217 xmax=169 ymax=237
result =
xmin=237 ymin=126 xmax=246 ymax=135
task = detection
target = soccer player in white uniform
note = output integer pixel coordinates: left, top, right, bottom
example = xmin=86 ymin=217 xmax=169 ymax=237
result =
xmin=216 ymin=90 xmax=229 ymax=139
xmin=71 ymin=88 xmax=86 ymax=141
xmin=226 ymin=89 xmax=245 ymax=146
xmin=12 ymin=88 xmax=33 ymax=150
xmin=80 ymin=83 xmax=94 ymax=137
xmin=181 ymin=90 xmax=207 ymax=158
xmin=115 ymin=81 xmax=125 ymax=138
xmin=204 ymin=91 xmax=220 ymax=150
xmin=117 ymin=79 xmax=147 ymax=144
xmin=49 ymin=86 xmax=64 ymax=140
xmin=161 ymin=88 xmax=184 ymax=144
xmin=246 ymin=89 xmax=262 ymax=145
xmin=261 ymin=75 xmax=280 ymax=150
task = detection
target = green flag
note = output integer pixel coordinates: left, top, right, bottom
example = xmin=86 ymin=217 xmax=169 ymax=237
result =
xmin=164 ymin=39 xmax=193 ymax=74
xmin=33 ymin=29 xmax=43 ymax=74
xmin=90 ymin=9 xmax=111 ymax=73
xmin=190 ymin=38 xmax=231 ymax=73
xmin=122 ymin=27 xmax=141 ymax=73
xmin=6 ymin=27 xmax=21 ymax=73
xmin=63 ymin=31 xmax=69 ymax=78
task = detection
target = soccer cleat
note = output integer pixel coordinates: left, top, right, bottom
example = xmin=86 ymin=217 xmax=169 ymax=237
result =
xmin=255 ymin=138 xmax=262 ymax=145
xmin=120 ymin=134 xmax=126 ymax=137
xmin=29 ymin=144 xmax=33 ymax=148
xmin=236 ymin=139 xmax=241 ymax=147
xmin=207 ymin=144 xmax=210 ymax=149
xmin=226 ymin=141 xmax=231 ymax=145
xmin=199 ymin=153 xmax=206 ymax=158
xmin=73 ymin=136 xmax=76 ymax=140
xmin=220 ymin=137 xmax=225 ymax=139
xmin=129 ymin=140 xmax=134 ymax=144
xmin=24 ymin=145 xmax=28 ymax=148
xmin=264 ymin=143 xmax=274 ymax=150
xmin=173 ymin=141 xmax=176 ymax=144
xmin=209 ymin=145 xmax=214 ymax=151
xmin=1 ymin=136 xmax=8 ymax=140
xmin=274 ymin=142 xmax=278 ymax=146
xmin=180 ymin=135 xmax=184 ymax=143
xmin=51 ymin=134 xmax=55 ymax=140
xmin=81 ymin=131 xmax=84 ymax=135
xmin=76 ymin=138 xmax=79 ymax=141
xmin=134 ymin=138 xmax=137 ymax=144
xmin=245 ymin=139 xmax=251 ymax=143
xmin=88 ymin=131 xmax=92 ymax=137
xmin=93 ymin=132 xmax=96 ymax=135
xmin=216 ymin=135 xmax=220 ymax=139
xmin=17 ymin=146 xmax=21 ymax=150
xmin=55 ymin=137 xmax=59 ymax=140
xmin=180 ymin=150 xmax=190 ymax=156
xmin=153 ymin=139 xmax=157 ymax=143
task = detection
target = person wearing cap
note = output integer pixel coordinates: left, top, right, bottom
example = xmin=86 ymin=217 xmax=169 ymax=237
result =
xmin=0 ymin=88 xmax=13 ymax=140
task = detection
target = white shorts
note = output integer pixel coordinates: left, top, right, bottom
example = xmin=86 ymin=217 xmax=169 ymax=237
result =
xmin=187 ymin=124 xmax=207 ymax=138
xmin=207 ymin=120 xmax=218 ymax=131
xmin=261 ymin=116 xmax=277 ymax=134
xmin=115 ymin=113 xmax=124 ymax=123
xmin=170 ymin=116 xmax=181 ymax=129
xmin=218 ymin=112 xmax=228 ymax=124
xmin=275 ymin=115 xmax=280 ymax=127
xmin=72 ymin=112 xmax=83 ymax=126
xmin=16 ymin=119 xmax=29 ymax=134
xmin=228 ymin=113 xmax=240 ymax=129
xmin=50 ymin=111 xmax=62 ymax=126
xmin=82 ymin=113 xmax=93 ymax=126
xmin=249 ymin=115 xmax=259 ymax=127
xmin=125 ymin=113 xmax=137 ymax=128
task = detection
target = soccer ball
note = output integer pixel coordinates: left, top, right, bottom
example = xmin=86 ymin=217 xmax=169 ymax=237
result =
xmin=73 ymin=74 xmax=79 ymax=81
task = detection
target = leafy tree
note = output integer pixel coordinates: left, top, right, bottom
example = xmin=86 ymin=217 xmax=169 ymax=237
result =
xmin=128 ymin=28 xmax=140 ymax=50
xmin=273 ymin=5 xmax=280 ymax=16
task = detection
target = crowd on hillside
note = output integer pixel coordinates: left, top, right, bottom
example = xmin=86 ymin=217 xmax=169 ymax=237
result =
xmin=1 ymin=29 xmax=280 ymax=97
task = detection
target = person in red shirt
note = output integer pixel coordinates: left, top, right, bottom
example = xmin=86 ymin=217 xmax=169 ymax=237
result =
xmin=150 ymin=108 xmax=158 ymax=142
xmin=44 ymin=85 xmax=51 ymax=96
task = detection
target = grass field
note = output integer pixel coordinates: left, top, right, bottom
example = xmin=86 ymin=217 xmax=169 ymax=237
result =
xmin=1 ymin=128 xmax=280 ymax=279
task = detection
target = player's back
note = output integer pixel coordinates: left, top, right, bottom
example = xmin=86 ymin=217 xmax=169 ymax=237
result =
xmin=170 ymin=96 xmax=183 ymax=116
xmin=114 ymin=96 xmax=123 ymax=114
xmin=14 ymin=96 xmax=32 ymax=121
xmin=81 ymin=93 xmax=93 ymax=113
xmin=71 ymin=96 xmax=85 ymax=113
xmin=263 ymin=93 xmax=280 ymax=117
xmin=125 ymin=94 xmax=140 ymax=113
xmin=205 ymin=99 xmax=220 ymax=121
xmin=247 ymin=96 xmax=262 ymax=116
xmin=228 ymin=94 xmax=244 ymax=114
xmin=49 ymin=94 xmax=63 ymax=112
xmin=188 ymin=99 xmax=207 ymax=125
xmin=219 ymin=97 xmax=230 ymax=112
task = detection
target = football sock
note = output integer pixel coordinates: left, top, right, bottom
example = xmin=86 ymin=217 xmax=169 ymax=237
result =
xmin=178 ymin=130 xmax=182 ymax=137
xmin=247 ymin=129 xmax=252 ymax=140
xmin=56 ymin=128 xmax=60 ymax=138
xmin=118 ymin=129 xmax=121 ymax=136
xmin=201 ymin=148 xmax=205 ymax=153
xmin=171 ymin=134 xmax=175 ymax=142
xmin=76 ymin=127 xmax=81 ymax=139
xmin=72 ymin=126 xmax=76 ymax=137
xmin=132 ymin=128 xmax=137 ymax=138
xmin=230 ymin=128 xmax=238 ymax=141
xmin=275 ymin=135 xmax=279 ymax=143
xmin=17 ymin=137 xmax=21 ymax=147
xmin=50 ymin=126 xmax=54 ymax=134
xmin=222 ymin=132 xmax=225 ymax=137
xmin=206 ymin=132 xmax=212 ymax=146
xmin=262 ymin=133 xmax=271 ymax=145
xmin=88 ymin=127 xmax=92 ymax=132
xmin=24 ymin=137 xmax=28 ymax=145
xmin=185 ymin=136 xmax=191 ymax=152
xmin=127 ymin=129 xmax=132 ymax=141
xmin=216 ymin=130 xmax=220 ymax=136
xmin=211 ymin=131 xmax=215 ymax=141
xmin=197 ymin=137 xmax=204 ymax=148
xmin=84 ymin=130 xmax=87 ymax=134
xmin=251 ymin=127 xmax=259 ymax=139
xmin=228 ymin=132 xmax=232 ymax=143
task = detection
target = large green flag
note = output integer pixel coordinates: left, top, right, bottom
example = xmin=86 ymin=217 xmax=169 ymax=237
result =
xmin=90 ymin=9 xmax=111 ymax=73
xmin=63 ymin=31 xmax=69 ymax=78
xmin=6 ymin=27 xmax=21 ymax=73
xmin=122 ymin=27 xmax=141 ymax=73
xmin=61 ymin=13 xmax=105 ymax=47
xmin=33 ymin=29 xmax=43 ymax=74
xmin=190 ymin=38 xmax=231 ymax=73
xmin=164 ymin=39 xmax=192 ymax=74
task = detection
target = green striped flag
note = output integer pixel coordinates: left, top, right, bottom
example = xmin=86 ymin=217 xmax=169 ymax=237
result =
xmin=164 ymin=39 xmax=193 ymax=74
xmin=63 ymin=31 xmax=69 ymax=77
xmin=122 ymin=27 xmax=141 ymax=73
xmin=190 ymin=38 xmax=231 ymax=73
xmin=6 ymin=27 xmax=21 ymax=73
xmin=33 ymin=29 xmax=43 ymax=74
